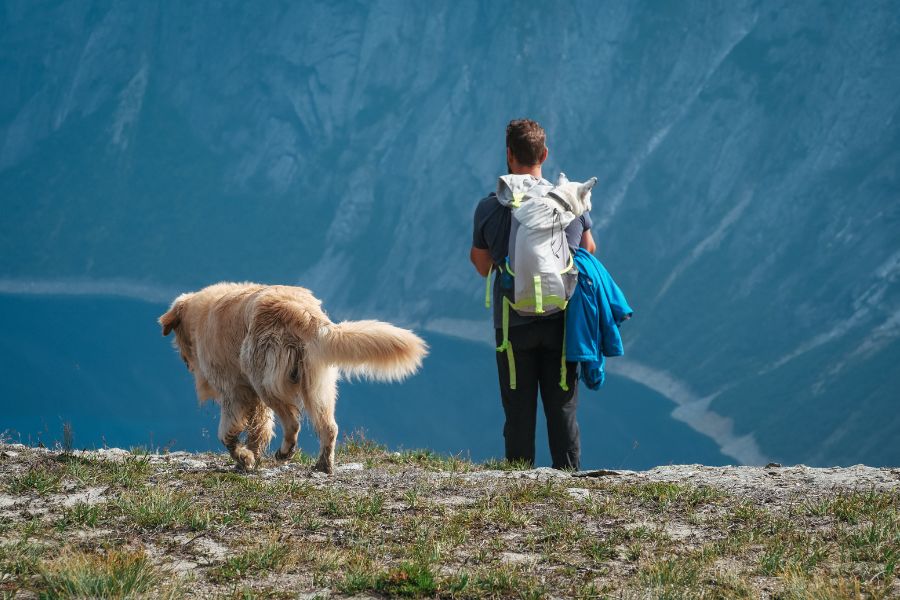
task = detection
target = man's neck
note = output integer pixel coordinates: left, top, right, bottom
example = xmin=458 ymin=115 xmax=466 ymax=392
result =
xmin=509 ymin=165 xmax=542 ymax=178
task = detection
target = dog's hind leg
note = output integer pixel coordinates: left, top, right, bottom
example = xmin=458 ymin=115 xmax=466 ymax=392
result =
xmin=268 ymin=401 xmax=301 ymax=462
xmin=303 ymin=365 xmax=339 ymax=474
xmin=218 ymin=391 xmax=257 ymax=471
xmin=241 ymin=333 xmax=305 ymax=463
xmin=245 ymin=401 xmax=275 ymax=465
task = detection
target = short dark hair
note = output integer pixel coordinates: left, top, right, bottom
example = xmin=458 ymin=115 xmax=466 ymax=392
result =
xmin=506 ymin=119 xmax=546 ymax=166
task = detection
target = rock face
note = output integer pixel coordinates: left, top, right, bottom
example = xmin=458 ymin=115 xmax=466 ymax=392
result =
xmin=1 ymin=1 xmax=899 ymax=466
xmin=1 ymin=444 xmax=898 ymax=598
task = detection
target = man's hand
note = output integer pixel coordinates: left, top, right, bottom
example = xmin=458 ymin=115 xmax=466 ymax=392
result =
xmin=580 ymin=230 xmax=596 ymax=254
xmin=470 ymin=246 xmax=493 ymax=277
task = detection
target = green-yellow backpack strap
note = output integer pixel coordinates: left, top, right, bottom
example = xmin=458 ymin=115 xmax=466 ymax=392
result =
xmin=495 ymin=296 xmax=517 ymax=390
xmin=484 ymin=264 xmax=493 ymax=308
xmin=559 ymin=309 xmax=569 ymax=391
xmin=533 ymin=275 xmax=543 ymax=314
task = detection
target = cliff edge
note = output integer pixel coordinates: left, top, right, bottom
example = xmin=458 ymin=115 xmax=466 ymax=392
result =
xmin=1 ymin=441 xmax=898 ymax=598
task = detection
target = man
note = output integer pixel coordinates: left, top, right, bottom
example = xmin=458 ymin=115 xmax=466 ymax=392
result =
xmin=470 ymin=119 xmax=595 ymax=470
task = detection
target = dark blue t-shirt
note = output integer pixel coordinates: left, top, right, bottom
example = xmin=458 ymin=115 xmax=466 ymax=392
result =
xmin=472 ymin=192 xmax=593 ymax=329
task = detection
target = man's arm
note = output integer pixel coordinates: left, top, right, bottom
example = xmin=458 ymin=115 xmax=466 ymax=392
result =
xmin=471 ymin=198 xmax=495 ymax=277
xmin=470 ymin=246 xmax=493 ymax=277
xmin=580 ymin=230 xmax=597 ymax=254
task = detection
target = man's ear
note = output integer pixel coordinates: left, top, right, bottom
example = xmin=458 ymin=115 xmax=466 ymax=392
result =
xmin=539 ymin=146 xmax=548 ymax=165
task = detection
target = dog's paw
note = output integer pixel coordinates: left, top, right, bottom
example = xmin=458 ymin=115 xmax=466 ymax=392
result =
xmin=313 ymin=457 xmax=334 ymax=475
xmin=233 ymin=448 xmax=256 ymax=472
xmin=274 ymin=447 xmax=296 ymax=463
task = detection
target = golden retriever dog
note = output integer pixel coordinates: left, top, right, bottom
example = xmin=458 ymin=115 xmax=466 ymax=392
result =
xmin=159 ymin=282 xmax=427 ymax=473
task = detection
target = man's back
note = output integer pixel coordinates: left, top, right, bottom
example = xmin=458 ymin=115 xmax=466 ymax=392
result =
xmin=472 ymin=187 xmax=593 ymax=330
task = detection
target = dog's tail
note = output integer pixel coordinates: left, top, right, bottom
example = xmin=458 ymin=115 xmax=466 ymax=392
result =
xmin=318 ymin=320 xmax=428 ymax=382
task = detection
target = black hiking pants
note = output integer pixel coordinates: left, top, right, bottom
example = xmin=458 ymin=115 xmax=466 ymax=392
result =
xmin=494 ymin=317 xmax=580 ymax=471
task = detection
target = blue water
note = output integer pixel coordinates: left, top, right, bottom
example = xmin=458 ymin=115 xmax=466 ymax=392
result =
xmin=0 ymin=294 xmax=728 ymax=470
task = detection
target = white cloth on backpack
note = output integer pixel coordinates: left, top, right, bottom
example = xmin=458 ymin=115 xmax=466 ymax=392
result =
xmin=495 ymin=173 xmax=596 ymax=317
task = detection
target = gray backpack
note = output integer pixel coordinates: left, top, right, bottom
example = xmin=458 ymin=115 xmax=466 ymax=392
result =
xmin=491 ymin=172 xmax=597 ymax=390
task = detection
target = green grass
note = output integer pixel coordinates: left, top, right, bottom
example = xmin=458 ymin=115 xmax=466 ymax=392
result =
xmin=840 ymin=519 xmax=899 ymax=564
xmin=320 ymin=488 xmax=349 ymax=518
xmin=625 ymin=541 xmax=643 ymax=562
xmin=224 ymin=586 xmax=295 ymax=600
xmin=387 ymin=449 xmax=475 ymax=473
xmin=339 ymin=561 xmax=437 ymax=598
xmin=288 ymin=449 xmax=316 ymax=467
xmin=339 ymin=563 xmax=549 ymax=600
xmin=5 ymin=455 xmax=151 ymax=498
xmin=335 ymin=431 xmax=388 ymax=462
xmin=115 ymin=487 xmax=212 ymax=530
xmin=583 ymin=539 xmax=617 ymax=562
xmin=759 ymin=535 xmax=829 ymax=576
xmin=584 ymin=493 xmax=623 ymax=517
xmin=334 ymin=432 xmax=479 ymax=473
xmin=7 ymin=465 xmax=63 ymax=495
xmin=620 ymin=481 xmax=727 ymax=509
xmin=467 ymin=564 xmax=548 ymax=599
xmin=92 ymin=455 xmax=152 ymax=488
xmin=292 ymin=511 xmax=325 ymax=532
xmin=481 ymin=458 xmax=534 ymax=471
xmin=55 ymin=503 xmax=102 ymax=531
xmin=352 ymin=492 xmax=385 ymax=518
xmin=209 ymin=539 xmax=292 ymax=583
xmin=36 ymin=550 xmax=167 ymax=599
xmin=639 ymin=556 xmax=701 ymax=589
xmin=193 ymin=472 xmax=271 ymax=519
xmin=55 ymin=454 xmax=151 ymax=489
xmin=829 ymin=490 xmax=897 ymax=524
xmin=778 ymin=572 xmax=871 ymax=600
xmin=538 ymin=513 xmax=583 ymax=547
xmin=482 ymin=495 xmax=532 ymax=528
xmin=0 ymin=540 xmax=45 ymax=578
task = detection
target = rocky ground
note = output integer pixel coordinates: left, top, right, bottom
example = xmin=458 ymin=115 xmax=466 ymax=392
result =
xmin=1 ymin=439 xmax=898 ymax=599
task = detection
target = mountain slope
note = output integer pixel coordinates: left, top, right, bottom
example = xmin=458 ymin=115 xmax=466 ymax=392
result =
xmin=1 ymin=0 xmax=898 ymax=465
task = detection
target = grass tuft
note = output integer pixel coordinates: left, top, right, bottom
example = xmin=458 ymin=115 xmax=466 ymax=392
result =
xmin=481 ymin=458 xmax=534 ymax=471
xmin=0 ymin=540 xmax=45 ymax=578
xmin=116 ymin=487 xmax=211 ymax=530
xmin=36 ymin=550 xmax=164 ymax=599
xmin=375 ymin=562 xmax=437 ymax=598
xmin=209 ymin=539 xmax=291 ymax=583
xmin=639 ymin=556 xmax=701 ymax=588
xmin=7 ymin=465 xmax=63 ymax=495
xmin=336 ymin=431 xmax=387 ymax=461
xmin=56 ymin=503 xmax=102 ymax=531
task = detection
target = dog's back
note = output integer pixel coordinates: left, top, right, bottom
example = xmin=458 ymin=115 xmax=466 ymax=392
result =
xmin=161 ymin=283 xmax=327 ymax=394
xmin=160 ymin=281 xmax=427 ymax=472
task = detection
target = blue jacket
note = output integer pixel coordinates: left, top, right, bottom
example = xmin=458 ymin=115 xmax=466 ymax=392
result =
xmin=565 ymin=249 xmax=633 ymax=390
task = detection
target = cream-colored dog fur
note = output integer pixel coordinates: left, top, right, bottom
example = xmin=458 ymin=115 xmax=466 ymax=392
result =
xmin=159 ymin=282 xmax=427 ymax=473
